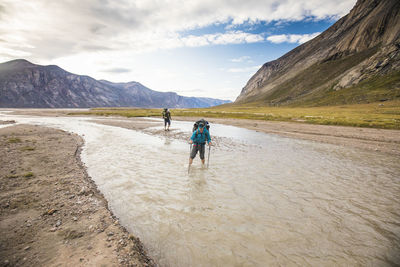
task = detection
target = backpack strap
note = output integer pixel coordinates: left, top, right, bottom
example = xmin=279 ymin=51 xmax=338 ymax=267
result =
xmin=195 ymin=129 xmax=205 ymax=143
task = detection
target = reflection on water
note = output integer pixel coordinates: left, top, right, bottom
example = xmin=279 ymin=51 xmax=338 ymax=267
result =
xmin=1 ymin=113 xmax=399 ymax=266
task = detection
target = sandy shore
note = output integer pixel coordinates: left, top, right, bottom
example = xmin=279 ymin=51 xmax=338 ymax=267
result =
xmin=89 ymin=115 xmax=400 ymax=157
xmin=3 ymin=109 xmax=400 ymax=157
xmin=0 ymin=120 xmax=16 ymax=125
xmin=174 ymin=117 xmax=400 ymax=157
xmin=0 ymin=124 xmax=154 ymax=266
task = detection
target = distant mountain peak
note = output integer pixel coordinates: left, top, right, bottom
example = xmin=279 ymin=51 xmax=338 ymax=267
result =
xmin=0 ymin=59 xmax=36 ymax=70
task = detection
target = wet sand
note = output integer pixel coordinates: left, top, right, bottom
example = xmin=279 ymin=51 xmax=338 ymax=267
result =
xmin=89 ymin=116 xmax=400 ymax=157
xmin=0 ymin=124 xmax=154 ymax=266
xmin=174 ymin=117 xmax=400 ymax=157
xmin=4 ymin=109 xmax=400 ymax=157
xmin=0 ymin=120 xmax=16 ymax=125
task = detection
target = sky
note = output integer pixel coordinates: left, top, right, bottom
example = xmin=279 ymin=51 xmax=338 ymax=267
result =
xmin=0 ymin=0 xmax=357 ymax=101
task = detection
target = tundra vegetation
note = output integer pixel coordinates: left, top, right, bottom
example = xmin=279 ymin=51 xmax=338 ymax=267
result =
xmin=69 ymin=99 xmax=400 ymax=130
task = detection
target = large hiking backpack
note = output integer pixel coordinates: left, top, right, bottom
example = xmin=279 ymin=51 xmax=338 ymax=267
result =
xmin=162 ymin=108 xmax=170 ymax=119
xmin=192 ymin=119 xmax=210 ymax=132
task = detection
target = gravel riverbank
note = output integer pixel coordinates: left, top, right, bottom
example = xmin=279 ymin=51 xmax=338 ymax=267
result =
xmin=0 ymin=124 xmax=154 ymax=266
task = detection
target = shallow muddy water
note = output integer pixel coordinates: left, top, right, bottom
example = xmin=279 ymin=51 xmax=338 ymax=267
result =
xmin=1 ymin=113 xmax=399 ymax=266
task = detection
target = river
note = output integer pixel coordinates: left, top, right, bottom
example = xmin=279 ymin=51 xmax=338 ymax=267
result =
xmin=1 ymin=112 xmax=399 ymax=266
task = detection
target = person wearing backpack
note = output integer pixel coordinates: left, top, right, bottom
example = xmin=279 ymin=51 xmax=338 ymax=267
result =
xmin=192 ymin=119 xmax=210 ymax=133
xmin=162 ymin=108 xmax=171 ymax=131
xmin=189 ymin=122 xmax=212 ymax=167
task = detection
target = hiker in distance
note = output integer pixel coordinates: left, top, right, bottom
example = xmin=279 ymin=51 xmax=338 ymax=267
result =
xmin=189 ymin=122 xmax=212 ymax=167
xmin=162 ymin=108 xmax=171 ymax=131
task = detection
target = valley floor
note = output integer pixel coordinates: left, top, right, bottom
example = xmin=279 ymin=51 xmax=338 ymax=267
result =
xmin=4 ymin=108 xmax=400 ymax=156
xmin=0 ymin=110 xmax=399 ymax=266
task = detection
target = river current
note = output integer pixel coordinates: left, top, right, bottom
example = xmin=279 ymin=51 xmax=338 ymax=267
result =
xmin=1 ymin=113 xmax=399 ymax=266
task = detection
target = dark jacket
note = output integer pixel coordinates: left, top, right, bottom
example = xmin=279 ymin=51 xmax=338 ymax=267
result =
xmin=162 ymin=110 xmax=171 ymax=120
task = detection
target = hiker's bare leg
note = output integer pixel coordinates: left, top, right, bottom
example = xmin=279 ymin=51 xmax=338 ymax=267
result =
xmin=189 ymin=158 xmax=193 ymax=165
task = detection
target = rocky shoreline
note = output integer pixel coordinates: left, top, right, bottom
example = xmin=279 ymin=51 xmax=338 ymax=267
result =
xmin=0 ymin=120 xmax=16 ymax=125
xmin=0 ymin=124 xmax=154 ymax=266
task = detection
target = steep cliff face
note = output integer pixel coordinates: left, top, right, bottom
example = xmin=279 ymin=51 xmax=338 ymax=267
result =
xmin=0 ymin=60 xmax=231 ymax=108
xmin=236 ymin=0 xmax=400 ymax=105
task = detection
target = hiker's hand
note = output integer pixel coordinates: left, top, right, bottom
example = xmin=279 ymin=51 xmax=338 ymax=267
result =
xmin=208 ymin=142 xmax=212 ymax=146
xmin=189 ymin=140 xmax=193 ymax=144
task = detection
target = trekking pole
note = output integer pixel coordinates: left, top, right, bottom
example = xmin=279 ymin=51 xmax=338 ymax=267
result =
xmin=207 ymin=144 xmax=211 ymax=168
xmin=188 ymin=143 xmax=192 ymax=174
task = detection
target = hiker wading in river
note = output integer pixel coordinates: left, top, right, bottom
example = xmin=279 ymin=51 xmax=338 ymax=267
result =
xmin=189 ymin=122 xmax=212 ymax=167
xmin=162 ymin=108 xmax=171 ymax=131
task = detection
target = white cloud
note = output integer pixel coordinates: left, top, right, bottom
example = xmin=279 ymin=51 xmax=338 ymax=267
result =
xmin=179 ymin=31 xmax=265 ymax=48
xmin=0 ymin=0 xmax=355 ymax=61
xmin=227 ymin=66 xmax=261 ymax=73
xmin=231 ymin=56 xmax=252 ymax=63
xmin=266 ymin=32 xmax=321 ymax=44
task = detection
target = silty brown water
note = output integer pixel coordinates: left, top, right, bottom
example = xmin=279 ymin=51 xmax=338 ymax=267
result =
xmin=1 ymin=114 xmax=399 ymax=266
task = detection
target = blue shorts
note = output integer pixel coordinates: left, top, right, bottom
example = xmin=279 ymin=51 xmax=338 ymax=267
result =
xmin=164 ymin=119 xmax=170 ymax=126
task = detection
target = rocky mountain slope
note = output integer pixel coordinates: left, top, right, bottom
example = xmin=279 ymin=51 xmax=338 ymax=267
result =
xmin=0 ymin=59 xmax=231 ymax=108
xmin=236 ymin=0 xmax=400 ymax=106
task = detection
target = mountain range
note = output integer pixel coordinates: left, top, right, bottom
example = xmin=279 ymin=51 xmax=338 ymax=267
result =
xmin=0 ymin=59 xmax=231 ymax=108
xmin=236 ymin=0 xmax=400 ymax=106
xmin=1 ymin=0 xmax=398 ymax=109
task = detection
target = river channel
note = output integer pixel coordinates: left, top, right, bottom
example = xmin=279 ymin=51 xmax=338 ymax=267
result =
xmin=1 ymin=113 xmax=399 ymax=266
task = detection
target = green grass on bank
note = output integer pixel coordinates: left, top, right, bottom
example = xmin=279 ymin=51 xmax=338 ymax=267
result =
xmin=291 ymin=71 xmax=400 ymax=107
xmin=264 ymin=47 xmax=380 ymax=105
xmin=68 ymin=100 xmax=400 ymax=130
xmin=70 ymin=108 xmax=163 ymax=118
